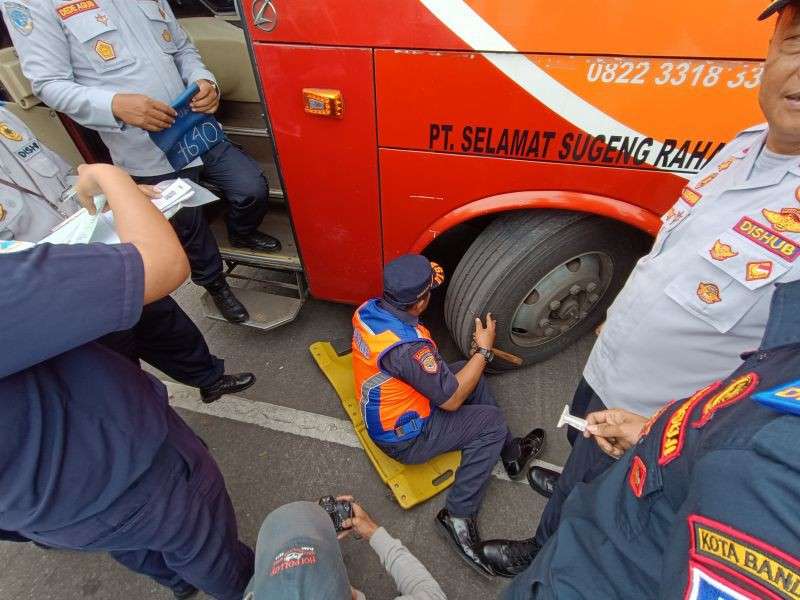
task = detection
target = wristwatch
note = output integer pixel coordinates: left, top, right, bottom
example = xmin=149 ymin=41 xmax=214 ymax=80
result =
xmin=476 ymin=346 xmax=494 ymax=363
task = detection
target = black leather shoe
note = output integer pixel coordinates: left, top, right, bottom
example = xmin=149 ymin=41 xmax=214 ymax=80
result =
xmin=208 ymin=282 xmax=249 ymax=323
xmin=172 ymin=583 xmax=198 ymax=600
xmin=503 ymin=428 xmax=546 ymax=479
xmin=478 ymin=537 xmax=541 ymax=579
xmin=527 ymin=466 xmax=559 ymax=499
xmin=229 ymin=231 xmax=282 ymax=253
xmin=200 ymin=372 xmax=256 ymax=404
xmin=435 ymin=509 xmax=494 ymax=577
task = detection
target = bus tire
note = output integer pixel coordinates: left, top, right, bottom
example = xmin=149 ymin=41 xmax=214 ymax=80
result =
xmin=444 ymin=210 xmax=644 ymax=371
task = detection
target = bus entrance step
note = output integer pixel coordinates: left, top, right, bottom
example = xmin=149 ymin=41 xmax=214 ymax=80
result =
xmin=201 ymin=288 xmax=304 ymax=331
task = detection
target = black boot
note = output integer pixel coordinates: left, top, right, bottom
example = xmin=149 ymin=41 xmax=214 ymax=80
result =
xmin=206 ymin=278 xmax=249 ymax=323
xmin=502 ymin=428 xmax=546 ymax=479
xmin=229 ymin=231 xmax=282 ymax=253
xmin=435 ymin=509 xmax=494 ymax=577
xmin=172 ymin=582 xmax=199 ymax=600
xmin=478 ymin=537 xmax=541 ymax=578
xmin=527 ymin=466 xmax=559 ymax=499
xmin=200 ymin=373 xmax=256 ymax=403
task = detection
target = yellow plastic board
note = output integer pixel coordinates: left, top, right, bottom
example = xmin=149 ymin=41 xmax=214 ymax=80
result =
xmin=310 ymin=341 xmax=461 ymax=509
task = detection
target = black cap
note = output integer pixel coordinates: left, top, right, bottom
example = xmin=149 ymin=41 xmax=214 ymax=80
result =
xmin=759 ymin=0 xmax=793 ymax=20
xmin=382 ymin=254 xmax=444 ymax=308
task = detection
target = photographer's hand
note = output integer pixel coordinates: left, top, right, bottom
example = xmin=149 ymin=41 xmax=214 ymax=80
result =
xmin=336 ymin=496 xmax=378 ymax=541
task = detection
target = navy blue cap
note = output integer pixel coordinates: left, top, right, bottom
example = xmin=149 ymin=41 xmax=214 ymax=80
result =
xmin=383 ymin=254 xmax=444 ymax=308
xmin=760 ymin=0 xmax=794 ymax=19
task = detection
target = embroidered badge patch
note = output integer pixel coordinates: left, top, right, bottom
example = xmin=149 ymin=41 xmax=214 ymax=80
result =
xmin=628 ymin=456 xmax=647 ymax=498
xmin=414 ymin=347 xmax=438 ymax=374
xmin=762 ymin=208 xmax=800 ymax=234
xmin=94 ymin=39 xmax=116 ymax=61
xmin=0 ymin=203 xmax=5 ymax=222
xmin=639 ymin=400 xmax=676 ymax=439
xmin=692 ymin=373 xmax=759 ymax=428
xmin=745 ymin=261 xmax=773 ymax=282
xmin=57 ymin=0 xmax=98 ymax=19
xmin=659 ymin=381 xmax=721 ymax=466
xmin=689 ymin=514 xmax=800 ymax=600
xmin=697 ymin=282 xmax=722 ymax=305
xmin=717 ymin=158 xmax=735 ymax=171
xmin=696 ymin=173 xmax=718 ymax=189
xmin=162 ymin=28 xmax=172 ymax=43
xmin=270 ymin=546 xmax=317 ymax=576
xmin=681 ymin=186 xmax=702 ymax=207
xmin=710 ymin=240 xmax=738 ymax=261
xmin=662 ymin=206 xmax=687 ymax=227
xmin=732 ymin=217 xmax=800 ymax=262
xmin=5 ymin=2 xmax=33 ymax=35
xmin=0 ymin=122 xmax=23 ymax=142
xmin=95 ymin=13 xmax=108 ymax=25
xmin=686 ymin=563 xmax=755 ymax=600
xmin=796 ymin=185 xmax=800 ymax=204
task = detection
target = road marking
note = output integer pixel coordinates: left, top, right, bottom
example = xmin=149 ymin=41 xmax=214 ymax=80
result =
xmin=166 ymin=381 xmax=563 ymax=483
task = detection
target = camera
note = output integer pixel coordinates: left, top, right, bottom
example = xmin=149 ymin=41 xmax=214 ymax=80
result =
xmin=318 ymin=496 xmax=354 ymax=532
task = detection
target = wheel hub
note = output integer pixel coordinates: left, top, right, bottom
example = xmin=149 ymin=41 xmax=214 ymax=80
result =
xmin=510 ymin=252 xmax=613 ymax=348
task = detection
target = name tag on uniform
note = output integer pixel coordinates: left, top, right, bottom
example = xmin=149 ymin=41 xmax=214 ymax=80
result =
xmin=149 ymin=83 xmax=225 ymax=172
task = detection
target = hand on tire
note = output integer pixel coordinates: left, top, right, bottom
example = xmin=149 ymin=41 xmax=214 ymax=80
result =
xmin=473 ymin=313 xmax=496 ymax=350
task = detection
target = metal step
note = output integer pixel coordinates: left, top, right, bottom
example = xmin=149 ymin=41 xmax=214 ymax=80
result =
xmin=210 ymin=209 xmax=302 ymax=271
xmin=201 ymin=288 xmax=304 ymax=331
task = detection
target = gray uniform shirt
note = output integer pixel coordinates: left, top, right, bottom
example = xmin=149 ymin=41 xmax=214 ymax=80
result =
xmin=0 ymin=106 xmax=73 ymax=241
xmin=584 ymin=123 xmax=800 ymax=416
xmin=3 ymin=0 xmax=215 ymax=177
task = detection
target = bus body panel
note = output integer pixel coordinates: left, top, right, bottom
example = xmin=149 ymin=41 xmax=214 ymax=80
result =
xmin=253 ymin=43 xmax=383 ymax=303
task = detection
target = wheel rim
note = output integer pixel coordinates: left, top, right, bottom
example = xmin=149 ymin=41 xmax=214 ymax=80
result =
xmin=510 ymin=252 xmax=613 ymax=348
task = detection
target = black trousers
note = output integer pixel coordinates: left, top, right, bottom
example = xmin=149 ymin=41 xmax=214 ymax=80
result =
xmin=135 ymin=140 xmax=269 ymax=287
xmin=533 ymin=379 xmax=616 ymax=545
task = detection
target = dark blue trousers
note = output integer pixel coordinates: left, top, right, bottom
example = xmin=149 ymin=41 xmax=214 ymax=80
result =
xmin=99 ymin=296 xmax=224 ymax=389
xmin=379 ymin=362 xmax=514 ymax=518
xmin=136 ymin=140 xmax=269 ymax=287
xmin=18 ymin=408 xmax=254 ymax=600
xmin=533 ymin=380 xmax=614 ymax=545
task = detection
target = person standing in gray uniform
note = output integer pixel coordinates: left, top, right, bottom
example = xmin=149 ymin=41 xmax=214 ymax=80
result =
xmin=3 ymin=0 xmax=280 ymax=323
xmin=480 ymin=0 xmax=800 ymax=578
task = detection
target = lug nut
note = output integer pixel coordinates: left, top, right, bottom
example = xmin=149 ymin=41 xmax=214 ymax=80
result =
xmin=569 ymin=285 xmax=581 ymax=295
xmin=549 ymin=300 xmax=561 ymax=310
xmin=587 ymin=282 xmax=597 ymax=293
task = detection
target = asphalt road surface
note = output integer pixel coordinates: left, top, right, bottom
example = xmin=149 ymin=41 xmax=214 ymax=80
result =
xmin=0 ymin=280 xmax=595 ymax=600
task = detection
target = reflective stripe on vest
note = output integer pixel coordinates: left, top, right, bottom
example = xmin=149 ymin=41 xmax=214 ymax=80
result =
xmin=352 ymin=299 xmax=434 ymax=444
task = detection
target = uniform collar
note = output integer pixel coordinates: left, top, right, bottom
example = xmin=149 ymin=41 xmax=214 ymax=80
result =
xmin=760 ymin=280 xmax=800 ymax=351
xmin=731 ymin=128 xmax=800 ymax=190
xmin=377 ymin=299 xmax=419 ymax=326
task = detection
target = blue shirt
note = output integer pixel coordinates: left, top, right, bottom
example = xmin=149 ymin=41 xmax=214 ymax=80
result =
xmin=378 ymin=301 xmax=458 ymax=407
xmin=0 ymin=243 xmax=170 ymax=532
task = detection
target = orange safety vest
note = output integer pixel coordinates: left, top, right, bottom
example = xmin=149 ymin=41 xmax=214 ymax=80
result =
xmin=352 ymin=299 xmax=435 ymax=444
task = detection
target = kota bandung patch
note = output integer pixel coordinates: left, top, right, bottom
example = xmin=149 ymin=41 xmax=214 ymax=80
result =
xmin=413 ymin=347 xmax=438 ymax=374
xmin=689 ymin=514 xmax=800 ymax=599
xmin=5 ymin=2 xmax=33 ymax=35
xmin=692 ymin=373 xmax=759 ymax=428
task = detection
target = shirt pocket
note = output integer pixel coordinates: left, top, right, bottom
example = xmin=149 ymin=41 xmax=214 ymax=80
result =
xmin=62 ymin=14 xmax=135 ymax=74
xmin=25 ymin=151 xmax=59 ymax=178
xmin=136 ymin=1 xmax=178 ymax=54
xmin=664 ymin=230 xmax=790 ymax=333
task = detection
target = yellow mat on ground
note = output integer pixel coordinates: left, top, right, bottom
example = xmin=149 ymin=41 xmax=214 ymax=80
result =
xmin=310 ymin=341 xmax=461 ymax=509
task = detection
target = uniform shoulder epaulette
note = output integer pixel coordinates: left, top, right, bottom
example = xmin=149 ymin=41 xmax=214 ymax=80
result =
xmin=734 ymin=122 xmax=768 ymax=138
